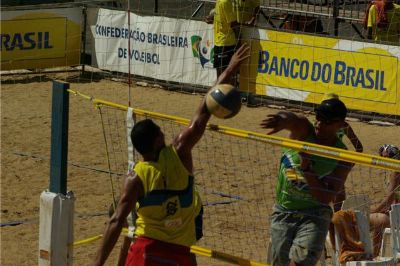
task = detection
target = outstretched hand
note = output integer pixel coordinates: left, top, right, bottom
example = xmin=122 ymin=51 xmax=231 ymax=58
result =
xmin=227 ymin=43 xmax=250 ymax=73
xmin=216 ymin=43 xmax=250 ymax=85
xmin=260 ymin=114 xmax=284 ymax=135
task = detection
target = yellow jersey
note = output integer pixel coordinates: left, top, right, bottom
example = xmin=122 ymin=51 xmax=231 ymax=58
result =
xmin=214 ymin=0 xmax=237 ymax=46
xmin=134 ymin=145 xmax=202 ymax=247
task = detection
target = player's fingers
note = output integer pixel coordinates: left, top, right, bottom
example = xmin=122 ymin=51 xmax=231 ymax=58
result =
xmin=236 ymin=44 xmax=250 ymax=56
xmin=267 ymin=129 xmax=279 ymax=135
xmin=260 ymin=120 xmax=274 ymax=128
xmin=238 ymin=45 xmax=250 ymax=58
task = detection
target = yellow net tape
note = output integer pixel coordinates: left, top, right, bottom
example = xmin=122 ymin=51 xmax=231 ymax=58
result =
xmin=72 ymin=229 xmax=270 ymax=266
xmin=67 ymin=88 xmax=400 ymax=172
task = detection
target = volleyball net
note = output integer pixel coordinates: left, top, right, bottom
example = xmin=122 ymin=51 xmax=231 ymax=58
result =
xmin=68 ymin=88 xmax=399 ymax=266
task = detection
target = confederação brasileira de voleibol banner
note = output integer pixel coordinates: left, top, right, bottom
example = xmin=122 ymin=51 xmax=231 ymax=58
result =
xmin=91 ymin=8 xmax=217 ymax=87
xmin=240 ymin=29 xmax=400 ymax=116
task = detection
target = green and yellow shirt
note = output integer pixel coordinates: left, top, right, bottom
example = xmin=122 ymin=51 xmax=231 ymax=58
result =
xmin=276 ymin=133 xmax=347 ymax=210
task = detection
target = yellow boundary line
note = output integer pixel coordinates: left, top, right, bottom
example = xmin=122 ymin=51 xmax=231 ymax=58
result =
xmin=67 ymin=88 xmax=400 ymax=172
xmin=72 ymin=229 xmax=269 ymax=266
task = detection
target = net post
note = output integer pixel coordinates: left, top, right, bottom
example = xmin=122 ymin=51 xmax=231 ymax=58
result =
xmin=49 ymin=80 xmax=69 ymax=194
xmin=38 ymin=80 xmax=74 ymax=266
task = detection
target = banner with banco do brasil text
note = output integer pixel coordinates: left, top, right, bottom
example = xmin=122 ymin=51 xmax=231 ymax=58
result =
xmin=1 ymin=8 xmax=82 ymax=70
xmin=240 ymin=29 xmax=400 ymax=116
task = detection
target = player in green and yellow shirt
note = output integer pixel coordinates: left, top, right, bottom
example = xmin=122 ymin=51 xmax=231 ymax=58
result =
xmin=261 ymin=98 xmax=354 ymax=266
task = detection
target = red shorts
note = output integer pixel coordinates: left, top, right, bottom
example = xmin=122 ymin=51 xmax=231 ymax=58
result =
xmin=125 ymin=236 xmax=191 ymax=266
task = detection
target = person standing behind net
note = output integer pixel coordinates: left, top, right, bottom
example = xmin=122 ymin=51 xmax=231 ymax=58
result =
xmin=261 ymin=98 xmax=354 ymax=266
xmin=365 ymin=0 xmax=400 ymax=44
xmin=370 ymin=144 xmax=400 ymax=257
xmin=234 ymin=0 xmax=260 ymax=26
xmin=93 ymin=44 xmax=250 ymax=266
xmin=233 ymin=0 xmax=260 ymax=107
xmin=322 ymin=93 xmax=363 ymax=211
xmin=213 ymin=0 xmax=240 ymax=79
xmin=322 ymin=93 xmax=363 ymax=154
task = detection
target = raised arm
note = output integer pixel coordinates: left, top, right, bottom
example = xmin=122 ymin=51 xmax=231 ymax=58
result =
xmin=174 ymin=44 xmax=250 ymax=172
xmin=260 ymin=111 xmax=312 ymax=140
xmin=342 ymin=122 xmax=363 ymax=152
xmin=93 ymin=174 xmax=144 ymax=266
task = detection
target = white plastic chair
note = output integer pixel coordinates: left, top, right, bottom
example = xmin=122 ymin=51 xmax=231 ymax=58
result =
xmin=332 ymin=194 xmax=371 ymax=266
xmin=333 ymin=195 xmax=395 ymax=266
xmin=390 ymin=204 xmax=400 ymax=263
xmin=380 ymin=204 xmax=400 ymax=262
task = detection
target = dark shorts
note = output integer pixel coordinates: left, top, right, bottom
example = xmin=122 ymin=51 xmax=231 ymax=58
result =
xmin=213 ymin=45 xmax=236 ymax=71
xmin=270 ymin=204 xmax=333 ymax=266
xmin=125 ymin=236 xmax=191 ymax=266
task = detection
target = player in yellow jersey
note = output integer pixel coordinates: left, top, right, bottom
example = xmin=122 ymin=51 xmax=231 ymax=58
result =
xmin=93 ymin=44 xmax=250 ymax=266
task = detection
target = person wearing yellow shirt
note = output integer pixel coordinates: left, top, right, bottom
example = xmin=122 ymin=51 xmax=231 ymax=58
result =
xmin=213 ymin=0 xmax=240 ymax=78
xmin=366 ymin=0 xmax=400 ymax=44
xmin=93 ymin=44 xmax=250 ymax=266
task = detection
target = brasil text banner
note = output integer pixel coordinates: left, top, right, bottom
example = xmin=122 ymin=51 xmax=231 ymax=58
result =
xmin=240 ymin=30 xmax=400 ymax=116
xmin=1 ymin=8 xmax=82 ymax=70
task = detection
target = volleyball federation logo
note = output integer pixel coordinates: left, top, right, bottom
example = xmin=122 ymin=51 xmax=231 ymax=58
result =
xmin=191 ymin=35 xmax=214 ymax=68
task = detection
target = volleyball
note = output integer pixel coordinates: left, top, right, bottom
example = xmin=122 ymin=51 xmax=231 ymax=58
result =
xmin=205 ymin=84 xmax=242 ymax=119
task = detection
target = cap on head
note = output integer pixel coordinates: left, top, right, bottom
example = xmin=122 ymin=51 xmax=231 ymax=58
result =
xmin=130 ymin=119 xmax=160 ymax=155
xmin=315 ymin=98 xmax=347 ymax=121
xmin=322 ymin=92 xmax=339 ymax=102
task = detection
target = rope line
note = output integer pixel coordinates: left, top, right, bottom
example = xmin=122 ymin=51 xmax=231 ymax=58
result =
xmin=71 ymin=229 xmax=270 ymax=266
xmin=67 ymin=88 xmax=400 ymax=172
xmin=12 ymin=151 xmax=124 ymax=176
xmin=98 ymin=106 xmax=118 ymax=210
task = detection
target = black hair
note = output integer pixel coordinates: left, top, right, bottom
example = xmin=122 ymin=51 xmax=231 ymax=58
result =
xmin=130 ymin=119 xmax=160 ymax=155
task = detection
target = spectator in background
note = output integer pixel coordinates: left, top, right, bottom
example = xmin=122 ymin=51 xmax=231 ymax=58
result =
xmin=365 ymin=0 xmax=400 ymax=44
xmin=370 ymin=144 xmax=400 ymax=256
xmin=330 ymin=144 xmax=400 ymax=261
xmin=283 ymin=14 xmax=325 ymax=34
xmin=234 ymin=0 xmax=260 ymax=26
xmin=233 ymin=0 xmax=261 ymax=107
xmin=213 ymin=0 xmax=240 ymax=79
